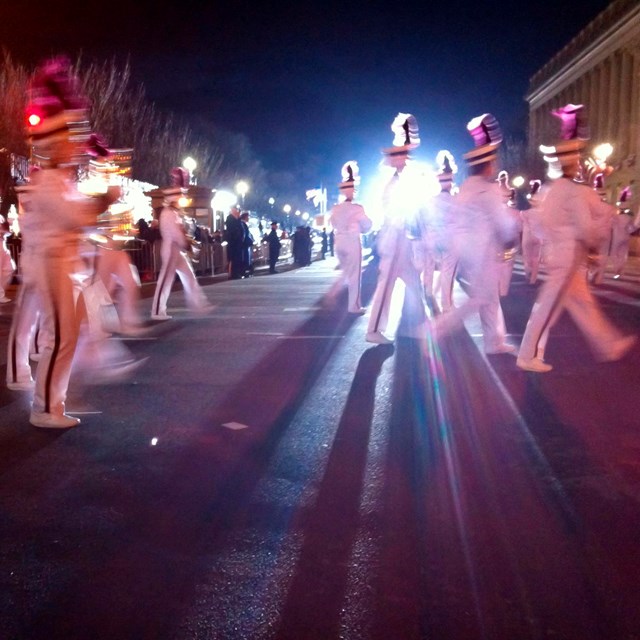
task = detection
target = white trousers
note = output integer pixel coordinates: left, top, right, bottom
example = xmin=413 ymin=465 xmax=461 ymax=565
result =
xmin=334 ymin=234 xmax=364 ymax=312
xmin=519 ymin=252 xmax=623 ymax=361
xmin=152 ymin=246 xmax=207 ymax=317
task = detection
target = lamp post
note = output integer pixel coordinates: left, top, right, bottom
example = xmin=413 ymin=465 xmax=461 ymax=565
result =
xmin=235 ymin=180 xmax=249 ymax=208
xmin=183 ymin=156 xmax=197 ymax=185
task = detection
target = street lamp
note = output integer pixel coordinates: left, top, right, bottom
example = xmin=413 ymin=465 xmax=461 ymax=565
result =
xmin=235 ymin=180 xmax=249 ymax=207
xmin=211 ymin=190 xmax=238 ymax=232
xmin=283 ymin=203 xmax=291 ymax=231
xmin=183 ymin=156 xmax=197 ymax=185
xmin=268 ymin=197 xmax=275 ymax=206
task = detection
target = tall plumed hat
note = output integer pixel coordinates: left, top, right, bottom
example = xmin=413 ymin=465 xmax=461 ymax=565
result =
xmin=382 ymin=113 xmax=420 ymax=156
xmin=25 ymin=55 xmax=90 ymax=154
xmin=162 ymin=166 xmax=190 ymax=201
xmin=539 ymin=104 xmax=589 ymax=165
xmin=463 ymin=113 xmax=502 ymax=166
xmin=435 ymin=150 xmax=457 ymax=185
xmin=338 ymin=161 xmax=360 ymax=190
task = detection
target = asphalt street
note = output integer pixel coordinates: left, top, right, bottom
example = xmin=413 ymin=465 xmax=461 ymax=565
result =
xmin=1 ymin=254 xmax=640 ymax=639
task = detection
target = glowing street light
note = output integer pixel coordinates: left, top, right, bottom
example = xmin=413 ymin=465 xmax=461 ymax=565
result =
xmin=512 ymin=175 xmax=525 ymax=188
xmin=183 ymin=156 xmax=197 ymax=185
xmin=268 ymin=197 xmax=275 ymax=206
xmin=283 ymin=204 xmax=291 ymax=214
xmin=235 ymin=180 xmax=249 ymax=207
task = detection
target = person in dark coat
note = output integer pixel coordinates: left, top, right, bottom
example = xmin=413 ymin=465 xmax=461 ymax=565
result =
xmin=320 ymin=227 xmax=328 ymax=259
xmin=265 ymin=221 xmax=281 ymax=273
xmin=224 ymin=205 xmax=244 ymax=279
xmin=239 ymin=211 xmax=255 ymax=277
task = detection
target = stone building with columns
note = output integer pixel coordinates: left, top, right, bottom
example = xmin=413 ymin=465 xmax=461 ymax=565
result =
xmin=526 ymin=0 xmax=640 ymax=207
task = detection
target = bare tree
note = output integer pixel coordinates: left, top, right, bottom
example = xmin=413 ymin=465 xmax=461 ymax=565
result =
xmin=79 ymin=57 xmax=227 ymax=186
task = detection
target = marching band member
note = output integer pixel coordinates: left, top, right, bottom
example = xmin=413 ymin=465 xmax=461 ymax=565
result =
xmin=328 ymin=161 xmax=372 ymax=314
xmin=366 ymin=113 xmax=425 ymax=344
xmin=520 ymin=179 xmax=545 ymax=284
xmin=85 ymin=133 xmax=145 ymax=334
xmin=21 ymin=56 xmax=121 ymax=428
xmin=609 ymin=185 xmax=637 ymax=279
xmin=432 ymin=150 xmax=458 ymax=312
xmin=6 ymin=178 xmax=43 ymax=391
xmin=0 ymin=215 xmax=15 ymax=303
xmin=517 ymin=104 xmax=636 ymax=373
xmin=151 ymin=167 xmax=212 ymax=319
xmin=434 ymin=113 xmax=518 ymax=354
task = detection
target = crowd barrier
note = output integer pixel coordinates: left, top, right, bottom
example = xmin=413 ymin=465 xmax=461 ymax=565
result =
xmin=6 ymin=236 xmax=302 ymax=283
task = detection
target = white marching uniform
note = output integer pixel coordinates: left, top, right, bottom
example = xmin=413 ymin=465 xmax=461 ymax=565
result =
xmin=434 ymin=175 xmax=518 ymax=353
xmin=367 ymin=168 xmax=424 ymax=339
xmin=518 ymin=178 xmax=629 ymax=363
xmin=151 ymin=204 xmax=209 ymax=318
xmin=328 ymin=200 xmax=372 ymax=313
xmin=520 ymin=190 xmax=547 ymax=284
xmin=432 ymin=190 xmax=458 ymax=311
xmin=609 ymin=213 xmax=636 ymax=278
xmin=95 ymin=238 xmax=143 ymax=332
xmin=6 ymin=188 xmax=44 ymax=389
xmin=21 ymin=169 xmax=109 ymax=418
xmin=0 ymin=229 xmax=15 ymax=302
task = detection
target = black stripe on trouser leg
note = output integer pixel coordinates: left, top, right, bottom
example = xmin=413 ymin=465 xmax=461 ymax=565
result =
xmin=8 ymin=285 xmax=25 ymax=383
xmin=153 ymin=265 xmax=173 ymax=316
xmin=43 ymin=272 xmax=62 ymax=415
xmin=371 ymin=260 xmax=396 ymax=333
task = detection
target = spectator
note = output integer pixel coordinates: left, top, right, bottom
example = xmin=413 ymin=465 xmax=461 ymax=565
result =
xmin=224 ymin=205 xmax=244 ymax=279
xmin=265 ymin=221 xmax=281 ymax=273
xmin=240 ymin=211 xmax=255 ymax=277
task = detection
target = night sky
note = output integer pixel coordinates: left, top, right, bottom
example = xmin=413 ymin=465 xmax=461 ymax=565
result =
xmin=1 ymin=0 xmax=613 ymax=198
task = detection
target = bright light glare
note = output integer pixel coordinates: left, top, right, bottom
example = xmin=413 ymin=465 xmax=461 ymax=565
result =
xmin=178 ymin=196 xmax=191 ymax=208
xmin=512 ymin=176 xmax=525 ymax=188
xmin=182 ymin=156 xmax=197 ymax=173
xmin=211 ymin=190 xmax=237 ymax=211
xmin=151 ymin=438 xmax=158 ymax=446
xmin=593 ymin=143 xmax=613 ymax=164
xmin=302 ymin=212 xmax=309 ymax=221
xmin=283 ymin=204 xmax=291 ymax=213
xmin=235 ymin=180 xmax=249 ymax=197
xmin=268 ymin=197 xmax=275 ymax=205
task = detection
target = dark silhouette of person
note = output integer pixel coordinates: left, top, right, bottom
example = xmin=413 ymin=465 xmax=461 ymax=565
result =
xmin=265 ymin=221 xmax=281 ymax=273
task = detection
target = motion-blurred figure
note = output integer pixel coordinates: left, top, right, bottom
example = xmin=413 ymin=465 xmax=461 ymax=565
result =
xmin=434 ymin=114 xmax=518 ymax=354
xmin=0 ymin=215 xmax=15 ymax=303
xmin=517 ymin=104 xmax=636 ymax=372
xmin=520 ymin=179 xmax=545 ymax=284
xmin=151 ymin=167 xmax=212 ymax=319
xmin=20 ymin=57 xmax=121 ymax=429
xmin=366 ymin=113 xmax=425 ymax=344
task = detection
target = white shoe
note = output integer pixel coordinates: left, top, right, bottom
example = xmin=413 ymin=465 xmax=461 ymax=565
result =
xmin=0 ymin=296 xmax=10 ymax=303
xmin=600 ymin=335 xmax=637 ymax=362
xmin=30 ymin=411 xmax=80 ymax=429
xmin=516 ymin=357 xmax=553 ymax=373
xmin=151 ymin=313 xmax=172 ymax=320
xmin=348 ymin=307 xmax=366 ymax=315
xmin=485 ymin=343 xmax=517 ymax=355
xmin=7 ymin=379 xmax=35 ymax=391
xmin=366 ymin=331 xmax=392 ymax=345
xmin=29 ymin=353 xmax=42 ymax=362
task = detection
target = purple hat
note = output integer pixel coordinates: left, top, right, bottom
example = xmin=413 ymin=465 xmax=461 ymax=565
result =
xmin=382 ymin=113 xmax=420 ymax=156
xmin=463 ymin=113 xmax=502 ymax=166
xmin=338 ymin=161 xmax=360 ymax=190
xmin=25 ymin=56 xmax=90 ymax=153
xmin=162 ymin=166 xmax=190 ymax=200
xmin=539 ymin=104 xmax=589 ymax=165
